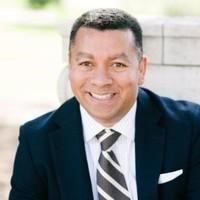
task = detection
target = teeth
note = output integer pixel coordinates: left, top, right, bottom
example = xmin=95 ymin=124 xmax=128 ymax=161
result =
xmin=91 ymin=93 xmax=114 ymax=100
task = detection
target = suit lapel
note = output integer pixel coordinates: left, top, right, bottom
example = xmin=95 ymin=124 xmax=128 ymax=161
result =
xmin=135 ymin=89 xmax=165 ymax=200
xmin=48 ymin=98 xmax=93 ymax=200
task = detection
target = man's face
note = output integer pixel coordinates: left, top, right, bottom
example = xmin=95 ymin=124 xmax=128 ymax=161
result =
xmin=69 ymin=27 xmax=147 ymax=127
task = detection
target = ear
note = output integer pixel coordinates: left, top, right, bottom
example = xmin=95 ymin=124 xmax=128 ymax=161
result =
xmin=138 ymin=55 xmax=147 ymax=85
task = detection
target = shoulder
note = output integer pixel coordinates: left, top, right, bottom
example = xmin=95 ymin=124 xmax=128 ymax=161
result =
xmin=139 ymin=87 xmax=200 ymax=121
xmin=139 ymin=88 xmax=200 ymax=143
xmin=19 ymin=97 xmax=80 ymax=139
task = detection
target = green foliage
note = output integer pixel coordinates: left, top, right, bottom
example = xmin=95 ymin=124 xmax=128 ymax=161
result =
xmin=163 ymin=1 xmax=200 ymax=16
xmin=27 ymin=0 xmax=55 ymax=9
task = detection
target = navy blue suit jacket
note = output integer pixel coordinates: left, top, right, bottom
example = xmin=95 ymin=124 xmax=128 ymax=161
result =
xmin=9 ymin=88 xmax=200 ymax=200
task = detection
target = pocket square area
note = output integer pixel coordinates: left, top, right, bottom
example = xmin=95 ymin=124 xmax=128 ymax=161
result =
xmin=158 ymin=169 xmax=183 ymax=184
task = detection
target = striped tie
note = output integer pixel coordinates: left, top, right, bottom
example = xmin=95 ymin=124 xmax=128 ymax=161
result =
xmin=96 ymin=129 xmax=131 ymax=200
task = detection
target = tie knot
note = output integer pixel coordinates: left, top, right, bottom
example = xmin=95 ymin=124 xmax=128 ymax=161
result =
xmin=96 ymin=129 xmax=120 ymax=151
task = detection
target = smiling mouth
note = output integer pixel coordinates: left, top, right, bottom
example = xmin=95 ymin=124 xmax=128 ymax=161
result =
xmin=89 ymin=92 xmax=116 ymax=100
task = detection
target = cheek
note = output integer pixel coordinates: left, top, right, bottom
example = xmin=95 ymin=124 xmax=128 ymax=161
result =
xmin=69 ymin=68 xmax=81 ymax=82
xmin=69 ymin=69 xmax=88 ymax=90
xmin=69 ymin=69 xmax=80 ymax=89
xmin=117 ymin=72 xmax=138 ymax=89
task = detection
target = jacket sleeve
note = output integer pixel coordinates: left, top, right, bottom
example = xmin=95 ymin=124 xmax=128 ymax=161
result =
xmin=9 ymin=125 xmax=46 ymax=200
xmin=186 ymin=106 xmax=200 ymax=200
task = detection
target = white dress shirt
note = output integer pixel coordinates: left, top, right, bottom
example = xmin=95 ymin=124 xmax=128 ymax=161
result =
xmin=80 ymin=103 xmax=138 ymax=200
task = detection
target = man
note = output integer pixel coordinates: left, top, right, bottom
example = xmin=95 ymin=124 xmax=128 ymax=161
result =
xmin=9 ymin=8 xmax=200 ymax=200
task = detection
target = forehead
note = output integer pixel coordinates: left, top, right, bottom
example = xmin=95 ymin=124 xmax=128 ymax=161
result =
xmin=70 ymin=27 xmax=136 ymax=51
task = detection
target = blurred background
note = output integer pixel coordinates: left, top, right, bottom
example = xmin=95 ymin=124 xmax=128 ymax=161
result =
xmin=0 ymin=0 xmax=200 ymax=199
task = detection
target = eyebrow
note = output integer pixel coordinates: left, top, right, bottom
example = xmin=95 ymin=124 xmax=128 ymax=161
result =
xmin=108 ymin=53 xmax=129 ymax=61
xmin=75 ymin=52 xmax=94 ymax=61
xmin=75 ymin=52 xmax=130 ymax=62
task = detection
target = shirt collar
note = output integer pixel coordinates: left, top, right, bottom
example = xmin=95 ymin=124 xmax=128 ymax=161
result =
xmin=80 ymin=102 xmax=137 ymax=142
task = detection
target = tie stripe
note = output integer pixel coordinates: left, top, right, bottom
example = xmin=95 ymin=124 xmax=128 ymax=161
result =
xmin=107 ymin=151 xmax=119 ymax=165
xmin=102 ymin=151 xmax=121 ymax=171
xmin=97 ymin=129 xmax=112 ymax=142
xmin=97 ymin=186 xmax=114 ymax=200
xmin=97 ymin=169 xmax=130 ymax=200
xmin=97 ymin=129 xmax=121 ymax=151
xmin=96 ymin=129 xmax=131 ymax=200
xmin=99 ymin=153 xmax=127 ymax=188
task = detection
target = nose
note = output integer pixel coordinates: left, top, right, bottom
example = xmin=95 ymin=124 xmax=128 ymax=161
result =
xmin=90 ymin=67 xmax=113 ymax=87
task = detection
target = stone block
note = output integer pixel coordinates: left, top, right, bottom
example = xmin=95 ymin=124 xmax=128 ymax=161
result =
xmin=143 ymin=36 xmax=163 ymax=64
xmin=164 ymin=17 xmax=200 ymax=38
xmin=144 ymin=65 xmax=200 ymax=103
xmin=164 ymin=37 xmax=200 ymax=65
xmin=140 ymin=17 xmax=164 ymax=36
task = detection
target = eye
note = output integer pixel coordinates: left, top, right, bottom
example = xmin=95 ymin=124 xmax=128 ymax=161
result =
xmin=112 ymin=62 xmax=127 ymax=71
xmin=78 ymin=61 xmax=93 ymax=71
xmin=79 ymin=61 xmax=92 ymax=67
xmin=113 ymin=62 xmax=126 ymax=67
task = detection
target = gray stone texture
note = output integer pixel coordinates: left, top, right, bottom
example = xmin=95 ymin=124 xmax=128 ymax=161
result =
xmin=141 ymin=16 xmax=200 ymax=66
xmin=164 ymin=38 xmax=200 ymax=65
xmin=143 ymin=36 xmax=163 ymax=64
xmin=144 ymin=65 xmax=200 ymax=103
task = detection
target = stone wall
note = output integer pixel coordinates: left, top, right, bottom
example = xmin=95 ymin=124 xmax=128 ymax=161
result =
xmin=140 ymin=16 xmax=200 ymax=103
xmin=60 ymin=17 xmax=200 ymax=103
